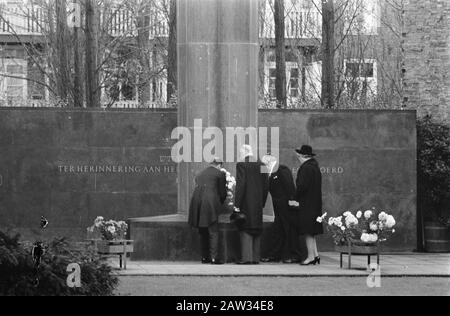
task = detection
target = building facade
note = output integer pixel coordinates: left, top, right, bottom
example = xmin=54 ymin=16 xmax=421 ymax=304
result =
xmin=0 ymin=0 xmax=403 ymax=109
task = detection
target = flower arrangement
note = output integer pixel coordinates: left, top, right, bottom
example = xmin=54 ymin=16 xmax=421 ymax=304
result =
xmin=220 ymin=168 xmax=239 ymax=212
xmin=317 ymin=208 xmax=396 ymax=246
xmin=87 ymin=217 xmax=128 ymax=241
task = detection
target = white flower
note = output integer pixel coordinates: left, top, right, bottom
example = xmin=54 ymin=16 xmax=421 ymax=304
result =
xmin=378 ymin=212 xmax=388 ymax=221
xmin=317 ymin=213 xmax=328 ymax=224
xmin=361 ymin=233 xmax=378 ymax=243
xmin=107 ymin=225 xmax=116 ymax=234
xmin=361 ymin=233 xmax=370 ymax=243
xmin=343 ymin=211 xmax=351 ymax=217
xmin=356 ymin=211 xmax=362 ymax=219
xmin=364 ymin=210 xmax=373 ymax=220
xmin=345 ymin=214 xmax=358 ymax=228
xmin=118 ymin=221 xmax=128 ymax=230
xmin=370 ymin=222 xmax=379 ymax=232
xmin=371 ymin=234 xmax=379 ymax=242
xmin=328 ymin=217 xmax=335 ymax=226
xmin=94 ymin=216 xmax=104 ymax=227
xmin=392 ymin=229 xmax=396 ymax=234
xmin=332 ymin=217 xmax=343 ymax=227
xmin=341 ymin=226 xmax=346 ymax=231
xmin=386 ymin=215 xmax=396 ymax=229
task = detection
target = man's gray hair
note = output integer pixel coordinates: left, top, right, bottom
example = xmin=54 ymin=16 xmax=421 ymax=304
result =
xmin=241 ymin=144 xmax=254 ymax=158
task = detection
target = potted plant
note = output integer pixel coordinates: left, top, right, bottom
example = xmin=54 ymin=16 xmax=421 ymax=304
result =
xmin=417 ymin=116 xmax=450 ymax=253
xmin=87 ymin=217 xmax=133 ymax=268
xmin=318 ymin=208 xmax=396 ymax=268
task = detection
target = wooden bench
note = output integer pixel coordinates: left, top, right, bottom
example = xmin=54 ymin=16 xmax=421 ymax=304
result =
xmin=336 ymin=242 xmax=380 ymax=270
xmin=87 ymin=239 xmax=134 ymax=270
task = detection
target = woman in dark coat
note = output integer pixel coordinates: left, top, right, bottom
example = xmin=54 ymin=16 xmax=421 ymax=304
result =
xmin=261 ymin=155 xmax=302 ymax=263
xmin=188 ymin=159 xmax=227 ymax=264
xmin=294 ymin=145 xmax=324 ymax=266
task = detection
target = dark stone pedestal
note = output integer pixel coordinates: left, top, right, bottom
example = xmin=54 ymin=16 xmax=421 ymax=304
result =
xmin=129 ymin=214 xmax=274 ymax=262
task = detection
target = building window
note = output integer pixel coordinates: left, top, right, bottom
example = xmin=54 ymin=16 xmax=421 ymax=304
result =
xmin=344 ymin=59 xmax=377 ymax=97
xmin=345 ymin=62 xmax=374 ymax=78
xmin=289 ymin=68 xmax=299 ymax=98
xmin=266 ymin=64 xmax=301 ymax=101
xmin=269 ymin=68 xmax=276 ymax=99
xmin=0 ymin=59 xmax=27 ymax=104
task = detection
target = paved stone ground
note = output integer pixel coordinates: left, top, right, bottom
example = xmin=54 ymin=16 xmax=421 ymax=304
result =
xmin=115 ymin=276 xmax=450 ymax=296
xmin=111 ymin=253 xmax=450 ymax=277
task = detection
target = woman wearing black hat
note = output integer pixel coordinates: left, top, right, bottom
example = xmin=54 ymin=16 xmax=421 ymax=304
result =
xmin=294 ymin=145 xmax=324 ymax=266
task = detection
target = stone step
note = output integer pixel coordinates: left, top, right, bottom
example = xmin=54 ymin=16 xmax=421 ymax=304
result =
xmin=129 ymin=214 xmax=278 ymax=262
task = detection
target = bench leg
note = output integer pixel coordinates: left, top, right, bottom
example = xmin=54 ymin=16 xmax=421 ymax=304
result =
xmin=348 ymin=253 xmax=352 ymax=269
xmin=340 ymin=253 xmax=343 ymax=268
xmin=119 ymin=255 xmax=123 ymax=269
xmin=368 ymin=255 xmax=371 ymax=266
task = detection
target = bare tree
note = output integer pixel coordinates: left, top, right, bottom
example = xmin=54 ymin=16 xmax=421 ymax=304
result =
xmin=166 ymin=0 xmax=176 ymax=103
xmin=85 ymin=0 xmax=100 ymax=107
xmin=274 ymin=0 xmax=287 ymax=108
xmin=0 ymin=0 xmax=173 ymax=108
xmin=321 ymin=0 xmax=335 ymax=108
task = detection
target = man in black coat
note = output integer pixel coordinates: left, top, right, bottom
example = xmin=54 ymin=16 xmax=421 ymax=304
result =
xmin=188 ymin=158 xmax=227 ymax=264
xmin=295 ymin=145 xmax=324 ymax=266
xmin=235 ymin=145 xmax=269 ymax=264
xmin=261 ymin=155 xmax=302 ymax=263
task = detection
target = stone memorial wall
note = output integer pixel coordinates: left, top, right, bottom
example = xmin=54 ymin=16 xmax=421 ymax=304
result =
xmin=0 ymin=108 xmax=178 ymax=239
xmin=0 ymin=108 xmax=417 ymax=250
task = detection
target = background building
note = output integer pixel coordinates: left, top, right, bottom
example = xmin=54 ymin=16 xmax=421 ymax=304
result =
xmin=0 ymin=0 xmax=405 ymax=109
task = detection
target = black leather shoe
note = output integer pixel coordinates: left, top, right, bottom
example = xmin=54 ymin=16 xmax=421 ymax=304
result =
xmin=300 ymin=259 xmax=317 ymax=266
xmin=202 ymin=258 xmax=211 ymax=264
xmin=211 ymin=259 xmax=224 ymax=265
xmin=283 ymin=258 xmax=300 ymax=264
xmin=261 ymin=257 xmax=280 ymax=263
xmin=236 ymin=261 xmax=252 ymax=265
xmin=252 ymin=261 xmax=260 ymax=265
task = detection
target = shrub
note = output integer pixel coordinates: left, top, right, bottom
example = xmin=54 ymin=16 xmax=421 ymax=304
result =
xmin=0 ymin=230 xmax=119 ymax=296
xmin=417 ymin=116 xmax=450 ymax=226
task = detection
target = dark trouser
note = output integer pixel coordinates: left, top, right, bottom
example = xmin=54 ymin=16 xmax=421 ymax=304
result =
xmin=268 ymin=201 xmax=302 ymax=260
xmin=239 ymin=231 xmax=261 ymax=263
xmin=199 ymin=222 xmax=219 ymax=260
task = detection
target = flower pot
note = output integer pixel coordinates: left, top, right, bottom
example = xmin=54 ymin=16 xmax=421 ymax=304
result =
xmin=97 ymin=240 xmax=134 ymax=255
xmin=335 ymin=243 xmax=379 ymax=255
xmin=424 ymin=221 xmax=450 ymax=253
xmin=335 ymin=241 xmax=380 ymax=269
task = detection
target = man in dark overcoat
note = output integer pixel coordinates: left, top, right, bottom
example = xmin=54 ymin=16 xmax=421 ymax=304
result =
xmin=261 ymin=155 xmax=302 ymax=263
xmin=188 ymin=158 xmax=227 ymax=264
xmin=235 ymin=145 xmax=269 ymax=264
xmin=295 ymin=145 xmax=324 ymax=266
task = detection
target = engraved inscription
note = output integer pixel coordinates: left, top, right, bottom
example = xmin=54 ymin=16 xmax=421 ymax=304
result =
xmin=58 ymin=164 xmax=177 ymax=174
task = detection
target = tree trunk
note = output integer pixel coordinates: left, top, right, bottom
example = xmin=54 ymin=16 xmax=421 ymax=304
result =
xmin=166 ymin=0 xmax=177 ymax=105
xmin=137 ymin=3 xmax=151 ymax=106
xmin=56 ymin=0 xmax=69 ymax=103
xmin=274 ymin=0 xmax=287 ymax=108
xmin=322 ymin=0 xmax=335 ymax=108
xmin=73 ymin=0 xmax=83 ymax=108
xmin=85 ymin=0 xmax=100 ymax=107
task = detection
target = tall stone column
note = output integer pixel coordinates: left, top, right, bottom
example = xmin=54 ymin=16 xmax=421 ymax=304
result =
xmin=177 ymin=0 xmax=259 ymax=214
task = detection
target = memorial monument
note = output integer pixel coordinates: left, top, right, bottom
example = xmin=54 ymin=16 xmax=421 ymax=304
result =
xmin=0 ymin=0 xmax=417 ymax=261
